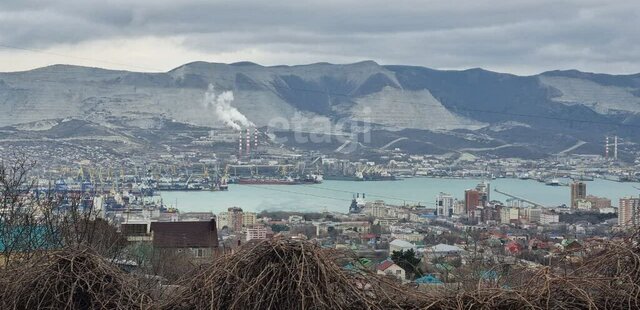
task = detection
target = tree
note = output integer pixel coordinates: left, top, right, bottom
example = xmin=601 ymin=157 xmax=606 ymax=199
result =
xmin=390 ymin=249 xmax=422 ymax=279
xmin=0 ymin=156 xmax=126 ymax=265
xmin=0 ymin=157 xmax=58 ymax=265
xmin=270 ymin=224 xmax=289 ymax=233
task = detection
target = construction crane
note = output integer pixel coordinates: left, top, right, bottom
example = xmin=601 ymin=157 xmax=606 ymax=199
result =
xmin=76 ymin=166 xmax=84 ymax=181
xmin=494 ymin=188 xmax=545 ymax=208
xmin=203 ymin=164 xmax=209 ymax=178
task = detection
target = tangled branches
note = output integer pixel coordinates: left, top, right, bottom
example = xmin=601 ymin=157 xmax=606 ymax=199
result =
xmin=420 ymin=234 xmax=640 ymax=309
xmin=164 ymin=238 xmax=421 ymax=310
xmin=0 ymin=234 xmax=639 ymax=309
xmin=0 ymin=247 xmax=152 ymax=310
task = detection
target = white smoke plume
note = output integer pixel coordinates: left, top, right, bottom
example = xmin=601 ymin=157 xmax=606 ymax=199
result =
xmin=203 ymin=84 xmax=254 ymax=130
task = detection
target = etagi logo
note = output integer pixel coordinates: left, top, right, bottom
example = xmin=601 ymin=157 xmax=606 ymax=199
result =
xmin=267 ymin=108 xmax=372 ymax=154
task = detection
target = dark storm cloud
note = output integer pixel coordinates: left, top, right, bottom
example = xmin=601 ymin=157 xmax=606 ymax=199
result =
xmin=1 ymin=0 xmax=639 ymax=74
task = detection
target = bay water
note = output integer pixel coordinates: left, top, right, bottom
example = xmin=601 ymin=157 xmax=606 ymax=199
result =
xmin=158 ymin=178 xmax=640 ymax=214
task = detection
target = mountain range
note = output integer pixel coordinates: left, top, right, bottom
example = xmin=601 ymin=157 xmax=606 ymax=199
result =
xmin=1 ymin=61 xmax=639 ymax=160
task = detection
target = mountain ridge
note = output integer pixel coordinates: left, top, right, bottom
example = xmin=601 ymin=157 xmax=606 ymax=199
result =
xmin=6 ymin=61 xmax=639 ymax=77
xmin=2 ymin=61 xmax=640 ymax=159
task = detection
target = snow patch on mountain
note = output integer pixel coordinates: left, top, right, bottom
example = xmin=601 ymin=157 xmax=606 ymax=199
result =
xmin=539 ymin=75 xmax=640 ymax=114
xmin=350 ymin=87 xmax=485 ymax=130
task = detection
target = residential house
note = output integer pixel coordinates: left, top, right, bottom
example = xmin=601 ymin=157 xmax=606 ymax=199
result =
xmin=376 ymin=259 xmax=405 ymax=281
xmin=504 ymin=241 xmax=522 ymax=255
xmin=150 ymin=219 xmax=219 ymax=261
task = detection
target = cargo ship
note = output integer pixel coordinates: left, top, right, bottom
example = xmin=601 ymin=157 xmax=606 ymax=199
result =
xmin=363 ymin=172 xmax=397 ymax=181
xmin=323 ymin=174 xmax=364 ymax=181
xmin=237 ymin=174 xmax=322 ymax=185
xmin=323 ymin=171 xmax=397 ymax=181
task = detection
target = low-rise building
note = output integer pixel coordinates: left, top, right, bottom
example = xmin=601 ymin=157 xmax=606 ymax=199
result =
xmin=426 ymin=244 xmax=464 ymax=258
xmin=389 ymin=239 xmax=417 ymax=253
xmin=150 ymin=219 xmax=219 ymax=261
xmin=376 ymin=259 xmax=405 ymax=281
xmin=391 ymin=233 xmax=423 ymax=243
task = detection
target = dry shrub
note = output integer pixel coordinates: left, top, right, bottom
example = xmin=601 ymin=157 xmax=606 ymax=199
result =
xmin=421 ymin=234 xmax=640 ymax=309
xmin=164 ymin=235 xmax=640 ymax=310
xmin=163 ymin=238 xmax=423 ymax=310
xmin=0 ymin=234 xmax=638 ymax=309
xmin=0 ymin=246 xmax=153 ymax=310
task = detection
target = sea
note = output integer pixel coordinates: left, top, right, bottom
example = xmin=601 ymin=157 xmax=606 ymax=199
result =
xmin=157 ymin=177 xmax=640 ymax=214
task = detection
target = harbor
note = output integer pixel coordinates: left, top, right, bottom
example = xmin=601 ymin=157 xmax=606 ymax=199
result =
xmin=157 ymin=177 xmax=640 ymax=213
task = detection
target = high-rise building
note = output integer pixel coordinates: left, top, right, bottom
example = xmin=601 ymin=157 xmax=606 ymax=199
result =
xmin=367 ymin=200 xmax=388 ymax=218
xmin=228 ymin=207 xmax=244 ymax=232
xmin=218 ymin=207 xmax=244 ymax=232
xmin=243 ymin=212 xmax=257 ymax=226
xmin=475 ymin=181 xmax=490 ymax=205
xmin=619 ymin=197 xmax=640 ymax=227
xmin=216 ymin=212 xmax=230 ymax=230
xmin=436 ymin=192 xmax=454 ymax=217
xmin=570 ymin=182 xmax=587 ymax=209
xmin=465 ymin=189 xmax=481 ymax=214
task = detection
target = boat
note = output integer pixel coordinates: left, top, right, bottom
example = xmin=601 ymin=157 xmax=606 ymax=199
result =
xmin=362 ymin=174 xmax=397 ymax=181
xmin=323 ymin=175 xmax=364 ymax=181
xmin=237 ymin=175 xmax=322 ymax=185
xmin=573 ymin=175 xmax=594 ymax=181
xmin=518 ymin=173 xmax=531 ymax=180
xmin=218 ymin=178 xmax=229 ymax=191
xmin=545 ymin=178 xmax=561 ymax=186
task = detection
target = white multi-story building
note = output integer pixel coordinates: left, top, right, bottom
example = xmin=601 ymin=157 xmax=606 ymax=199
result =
xmin=523 ymin=208 xmax=542 ymax=223
xmin=436 ymin=193 xmax=455 ymax=217
xmin=500 ymin=207 xmax=519 ymax=224
xmin=216 ymin=212 xmax=230 ymax=229
xmin=366 ymin=200 xmax=388 ymax=218
xmin=540 ymin=213 xmax=560 ymax=225
xmin=246 ymin=225 xmax=268 ymax=241
xmin=288 ymin=215 xmax=304 ymax=223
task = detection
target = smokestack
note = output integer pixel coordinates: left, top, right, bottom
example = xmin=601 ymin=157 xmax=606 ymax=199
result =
xmin=254 ymin=128 xmax=258 ymax=151
xmin=238 ymin=131 xmax=243 ymax=158
xmin=615 ymin=136 xmax=618 ymax=160
xmin=246 ymin=128 xmax=251 ymax=156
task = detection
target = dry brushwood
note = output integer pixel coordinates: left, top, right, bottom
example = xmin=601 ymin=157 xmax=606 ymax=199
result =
xmin=163 ymin=238 xmax=424 ymax=310
xmin=0 ymin=246 xmax=153 ymax=310
xmin=1 ymin=234 xmax=639 ymax=309
xmin=164 ymin=234 xmax=640 ymax=310
xmin=419 ymin=234 xmax=640 ymax=310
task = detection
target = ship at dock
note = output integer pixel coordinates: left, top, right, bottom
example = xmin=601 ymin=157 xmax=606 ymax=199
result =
xmin=236 ymin=174 xmax=323 ymax=185
xmin=323 ymin=169 xmax=397 ymax=181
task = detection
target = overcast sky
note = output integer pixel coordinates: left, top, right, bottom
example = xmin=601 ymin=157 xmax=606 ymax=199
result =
xmin=1 ymin=0 xmax=639 ymax=75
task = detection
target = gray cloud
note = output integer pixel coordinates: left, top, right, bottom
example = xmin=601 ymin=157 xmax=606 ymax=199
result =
xmin=0 ymin=0 xmax=639 ymax=74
